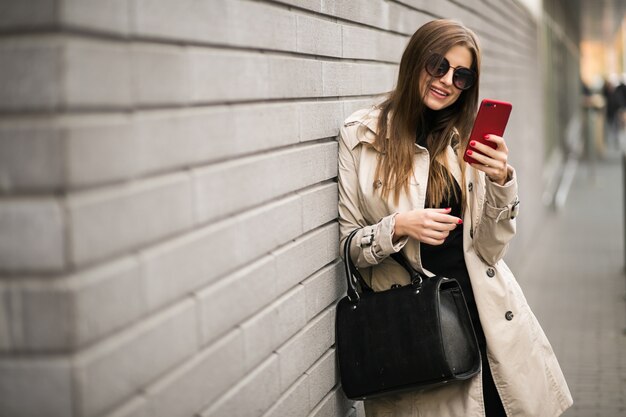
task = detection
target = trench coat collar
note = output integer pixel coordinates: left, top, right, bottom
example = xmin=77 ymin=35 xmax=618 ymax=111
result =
xmin=345 ymin=107 xmax=458 ymax=156
xmin=344 ymin=106 xmax=386 ymax=150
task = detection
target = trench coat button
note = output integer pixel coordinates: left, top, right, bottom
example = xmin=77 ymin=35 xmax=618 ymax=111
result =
xmin=468 ymin=182 xmax=473 ymax=192
xmin=505 ymin=311 xmax=514 ymax=321
xmin=486 ymin=267 xmax=495 ymax=277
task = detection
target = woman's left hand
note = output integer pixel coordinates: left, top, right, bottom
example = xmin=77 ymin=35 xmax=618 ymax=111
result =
xmin=465 ymin=134 xmax=510 ymax=185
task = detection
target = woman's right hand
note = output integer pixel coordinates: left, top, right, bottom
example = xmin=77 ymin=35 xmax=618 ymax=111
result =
xmin=393 ymin=208 xmax=462 ymax=245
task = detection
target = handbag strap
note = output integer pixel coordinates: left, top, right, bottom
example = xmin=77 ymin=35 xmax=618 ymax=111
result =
xmin=343 ymin=229 xmax=424 ymax=302
xmin=343 ymin=229 xmax=370 ymax=302
xmin=390 ymin=252 xmax=424 ymax=286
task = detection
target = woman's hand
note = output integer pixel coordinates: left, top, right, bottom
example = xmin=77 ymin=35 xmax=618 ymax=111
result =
xmin=393 ymin=208 xmax=462 ymax=245
xmin=465 ymin=134 xmax=510 ymax=185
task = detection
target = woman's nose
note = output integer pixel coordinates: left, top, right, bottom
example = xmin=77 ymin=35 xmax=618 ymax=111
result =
xmin=440 ymin=67 xmax=454 ymax=87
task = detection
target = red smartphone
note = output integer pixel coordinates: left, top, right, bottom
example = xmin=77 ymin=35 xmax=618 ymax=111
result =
xmin=463 ymin=99 xmax=512 ymax=164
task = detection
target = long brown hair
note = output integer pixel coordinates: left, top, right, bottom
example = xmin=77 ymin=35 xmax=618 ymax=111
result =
xmin=374 ymin=19 xmax=481 ymax=207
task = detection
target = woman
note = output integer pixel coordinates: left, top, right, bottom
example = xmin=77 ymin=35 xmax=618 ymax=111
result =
xmin=337 ymin=19 xmax=572 ymax=416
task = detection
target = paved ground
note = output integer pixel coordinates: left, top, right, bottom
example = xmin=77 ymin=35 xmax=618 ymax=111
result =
xmin=516 ymin=154 xmax=626 ymax=417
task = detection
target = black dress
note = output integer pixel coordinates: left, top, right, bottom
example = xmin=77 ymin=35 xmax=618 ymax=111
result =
xmin=416 ymin=133 xmax=506 ymax=416
xmin=420 ymin=180 xmax=506 ymax=417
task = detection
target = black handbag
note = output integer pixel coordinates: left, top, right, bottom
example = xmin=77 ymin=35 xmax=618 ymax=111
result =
xmin=336 ymin=229 xmax=481 ymax=400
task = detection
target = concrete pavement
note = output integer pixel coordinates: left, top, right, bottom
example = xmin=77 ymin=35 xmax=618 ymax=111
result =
xmin=515 ymin=155 xmax=626 ymax=417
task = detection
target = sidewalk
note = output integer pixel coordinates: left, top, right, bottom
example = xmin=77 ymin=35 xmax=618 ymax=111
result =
xmin=515 ymin=155 xmax=626 ymax=416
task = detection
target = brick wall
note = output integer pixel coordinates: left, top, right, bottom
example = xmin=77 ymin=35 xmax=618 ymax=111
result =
xmin=0 ymin=1 xmax=542 ymax=416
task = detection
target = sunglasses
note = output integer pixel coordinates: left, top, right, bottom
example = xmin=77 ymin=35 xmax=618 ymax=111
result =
xmin=425 ymin=53 xmax=476 ymax=91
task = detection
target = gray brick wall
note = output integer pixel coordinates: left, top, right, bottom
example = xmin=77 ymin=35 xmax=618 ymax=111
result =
xmin=0 ymin=1 xmax=543 ymax=416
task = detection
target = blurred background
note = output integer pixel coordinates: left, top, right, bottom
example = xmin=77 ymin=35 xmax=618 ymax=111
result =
xmin=0 ymin=0 xmax=624 ymax=416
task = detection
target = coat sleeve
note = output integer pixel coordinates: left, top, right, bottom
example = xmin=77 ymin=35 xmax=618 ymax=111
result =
xmin=337 ymin=125 xmax=408 ymax=268
xmin=472 ymin=167 xmax=520 ymax=265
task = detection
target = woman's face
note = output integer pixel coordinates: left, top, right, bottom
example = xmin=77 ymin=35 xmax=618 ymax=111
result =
xmin=420 ymin=45 xmax=473 ymax=111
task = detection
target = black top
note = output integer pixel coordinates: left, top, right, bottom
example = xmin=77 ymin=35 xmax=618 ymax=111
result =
xmin=422 ymin=179 xmax=487 ymax=347
xmin=416 ymin=132 xmax=487 ymax=347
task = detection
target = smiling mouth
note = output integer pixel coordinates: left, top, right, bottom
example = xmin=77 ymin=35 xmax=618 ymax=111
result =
xmin=430 ymin=86 xmax=449 ymax=98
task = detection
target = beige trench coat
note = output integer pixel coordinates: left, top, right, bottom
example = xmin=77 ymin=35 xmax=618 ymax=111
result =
xmin=337 ymin=107 xmax=573 ymax=417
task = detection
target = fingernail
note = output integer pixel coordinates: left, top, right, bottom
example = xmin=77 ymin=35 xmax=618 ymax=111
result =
xmin=470 ymin=141 xmax=476 ymax=147
xmin=457 ymin=219 xmax=463 ymax=224
xmin=483 ymin=134 xmax=490 ymax=140
xmin=466 ymin=150 xmax=473 ymax=155
xmin=446 ymin=207 xmax=451 ymax=211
